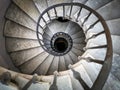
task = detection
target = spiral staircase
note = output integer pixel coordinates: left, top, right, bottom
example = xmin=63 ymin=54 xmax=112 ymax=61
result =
xmin=0 ymin=0 xmax=120 ymax=90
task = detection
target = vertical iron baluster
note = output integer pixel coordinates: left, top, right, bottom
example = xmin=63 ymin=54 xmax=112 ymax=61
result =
xmin=54 ymin=7 xmax=57 ymax=18
xmin=78 ymin=56 xmax=104 ymax=65
xmin=85 ymin=31 xmax=105 ymax=42
xmin=85 ymin=19 xmax=100 ymax=33
xmin=42 ymin=17 xmax=47 ymax=25
xmin=47 ymin=11 xmax=51 ymax=21
xmin=69 ymin=5 xmax=73 ymax=19
xmin=63 ymin=5 xmax=65 ymax=19
xmin=83 ymin=44 xmax=107 ymax=51
xmin=82 ymin=12 xmax=92 ymax=26
xmin=38 ymin=24 xmax=44 ymax=30
xmin=76 ymin=7 xmax=82 ymax=22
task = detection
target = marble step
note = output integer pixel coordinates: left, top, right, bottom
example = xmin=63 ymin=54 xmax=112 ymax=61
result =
xmin=15 ymin=76 xmax=50 ymax=90
xmin=97 ymin=0 xmax=120 ymax=20
xmin=0 ymin=82 xmax=19 ymax=90
xmin=70 ymin=77 xmax=84 ymax=90
xmin=33 ymin=0 xmax=48 ymax=13
xmin=107 ymin=18 xmax=120 ymax=35
xmin=12 ymin=0 xmax=40 ymax=22
xmin=6 ymin=38 xmax=40 ymax=52
xmin=65 ymin=21 xmax=82 ymax=35
xmin=80 ymin=53 xmax=103 ymax=83
xmin=71 ymin=47 xmax=83 ymax=56
xmin=19 ymin=51 xmax=49 ymax=74
xmin=5 ymin=3 xmax=37 ymax=30
xmin=33 ymin=55 xmax=54 ymax=75
xmin=64 ymin=54 xmax=74 ymax=69
xmin=85 ymin=0 xmax=113 ymax=10
xmin=47 ymin=0 xmax=73 ymax=6
xmin=58 ymin=56 xmax=66 ymax=71
xmin=48 ymin=20 xmax=69 ymax=34
xmin=69 ymin=64 xmax=93 ymax=88
xmin=47 ymin=56 xmax=59 ymax=75
xmin=57 ymin=75 xmax=73 ymax=90
xmin=10 ymin=46 xmax=44 ymax=66
xmin=68 ymin=51 xmax=79 ymax=63
xmin=111 ymin=35 xmax=120 ymax=55
xmin=4 ymin=20 xmax=37 ymax=39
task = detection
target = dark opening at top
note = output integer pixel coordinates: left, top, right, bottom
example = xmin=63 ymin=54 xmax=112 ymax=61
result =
xmin=57 ymin=17 xmax=69 ymax=22
xmin=54 ymin=38 xmax=68 ymax=52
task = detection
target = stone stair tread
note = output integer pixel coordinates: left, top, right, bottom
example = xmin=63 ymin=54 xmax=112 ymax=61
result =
xmin=74 ymin=7 xmax=89 ymax=20
xmin=57 ymin=75 xmax=73 ymax=90
xmin=15 ymin=76 xmax=50 ymax=90
xmin=56 ymin=6 xmax=65 ymax=17
xmin=0 ymin=82 xmax=18 ymax=90
xmin=84 ymin=46 xmax=106 ymax=60
xmin=110 ymin=54 xmax=120 ymax=81
xmin=47 ymin=56 xmax=59 ymax=75
xmin=33 ymin=0 xmax=48 ymax=13
xmin=64 ymin=54 xmax=73 ymax=69
xmin=43 ymin=33 xmax=51 ymax=41
xmin=86 ymin=33 xmax=107 ymax=46
xmin=4 ymin=20 xmax=37 ymax=39
xmin=68 ymin=51 xmax=79 ymax=63
xmin=69 ymin=64 xmax=93 ymax=88
xmin=69 ymin=0 xmax=90 ymax=19
xmin=104 ymin=73 xmax=120 ymax=90
xmin=81 ymin=13 xmax=98 ymax=25
xmin=107 ymin=18 xmax=120 ymax=35
xmin=19 ymin=51 xmax=49 ymax=74
xmin=10 ymin=47 xmax=44 ymax=66
xmin=59 ymin=56 xmax=66 ymax=71
xmin=12 ymin=0 xmax=40 ymax=22
xmin=48 ymin=20 xmax=69 ymax=34
xmin=43 ymin=39 xmax=51 ymax=46
xmin=97 ymin=0 xmax=120 ymax=20
xmin=85 ymin=0 xmax=113 ymax=10
xmin=44 ymin=27 xmax=54 ymax=38
xmin=111 ymin=35 xmax=120 ymax=55
xmin=73 ymin=37 xmax=85 ymax=44
xmin=103 ymin=80 xmax=112 ymax=90
xmin=34 ymin=55 xmax=54 ymax=75
xmin=71 ymin=47 xmax=83 ymax=56
xmin=47 ymin=0 xmax=72 ymax=6
xmin=66 ymin=5 xmax=80 ymax=18
xmin=73 ymin=43 xmax=85 ymax=51
xmin=81 ymin=53 xmax=103 ymax=83
xmin=73 ymin=0 xmax=88 ymax=4
xmin=71 ymin=30 xmax=85 ymax=39
xmin=85 ymin=22 xmax=104 ymax=33
xmin=70 ymin=77 xmax=84 ymax=90
xmin=5 ymin=3 xmax=37 ymax=30
xmin=6 ymin=38 xmax=40 ymax=52
xmin=65 ymin=21 xmax=81 ymax=35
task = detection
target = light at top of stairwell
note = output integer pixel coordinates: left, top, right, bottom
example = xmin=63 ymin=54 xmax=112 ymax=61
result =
xmin=54 ymin=37 xmax=68 ymax=53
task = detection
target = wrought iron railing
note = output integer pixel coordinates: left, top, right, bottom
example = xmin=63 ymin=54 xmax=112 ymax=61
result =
xmin=36 ymin=3 xmax=113 ymax=90
xmin=0 ymin=3 xmax=112 ymax=90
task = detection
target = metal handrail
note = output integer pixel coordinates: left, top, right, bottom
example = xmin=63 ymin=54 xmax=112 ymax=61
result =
xmin=36 ymin=3 xmax=113 ymax=90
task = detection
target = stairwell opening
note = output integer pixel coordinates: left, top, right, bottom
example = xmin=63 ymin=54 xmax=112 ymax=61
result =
xmin=54 ymin=37 xmax=68 ymax=53
xmin=57 ymin=17 xmax=69 ymax=22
